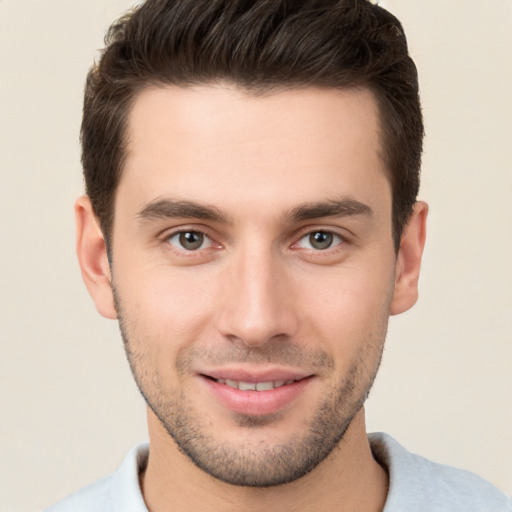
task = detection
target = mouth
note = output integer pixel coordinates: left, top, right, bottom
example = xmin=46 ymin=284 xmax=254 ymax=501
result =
xmin=200 ymin=372 xmax=314 ymax=416
xmin=208 ymin=377 xmax=297 ymax=391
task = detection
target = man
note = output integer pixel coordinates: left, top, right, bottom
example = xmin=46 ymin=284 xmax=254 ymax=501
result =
xmin=45 ymin=0 xmax=511 ymax=510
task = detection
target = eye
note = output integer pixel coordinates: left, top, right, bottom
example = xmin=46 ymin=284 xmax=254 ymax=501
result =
xmin=167 ymin=230 xmax=213 ymax=251
xmin=296 ymin=231 xmax=344 ymax=251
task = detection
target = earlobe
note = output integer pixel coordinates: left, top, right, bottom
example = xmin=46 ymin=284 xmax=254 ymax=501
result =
xmin=390 ymin=201 xmax=428 ymax=316
xmin=75 ymin=196 xmax=117 ymax=319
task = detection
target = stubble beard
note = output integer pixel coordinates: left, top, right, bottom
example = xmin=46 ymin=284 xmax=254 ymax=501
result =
xmin=114 ymin=290 xmax=387 ymax=488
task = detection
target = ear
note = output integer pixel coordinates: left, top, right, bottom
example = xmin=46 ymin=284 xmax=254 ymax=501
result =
xmin=75 ymin=196 xmax=117 ymax=319
xmin=390 ymin=201 xmax=428 ymax=316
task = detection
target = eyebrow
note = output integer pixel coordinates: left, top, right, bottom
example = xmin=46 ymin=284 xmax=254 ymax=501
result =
xmin=136 ymin=196 xmax=373 ymax=225
xmin=137 ymin=199 xmax=228 ymax=223
xmin=284 ymin=197 xmax=374 ymax=223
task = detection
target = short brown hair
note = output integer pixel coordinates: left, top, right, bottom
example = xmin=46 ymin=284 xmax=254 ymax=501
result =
xmin=82 ymin=0 xmax=423 ymax=250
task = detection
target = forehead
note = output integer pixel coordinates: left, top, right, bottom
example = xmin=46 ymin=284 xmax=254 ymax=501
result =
xmin=120 ymin=84 xmax=389 ymax=217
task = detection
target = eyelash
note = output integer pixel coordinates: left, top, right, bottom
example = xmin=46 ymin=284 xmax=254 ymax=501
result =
xmin=293 ymin=230 xmax=345 ymax=252
xmin=164 ymin=229 xmax=219 ymax=257
xmin=163 ymin=227 xmax=347 ymax=257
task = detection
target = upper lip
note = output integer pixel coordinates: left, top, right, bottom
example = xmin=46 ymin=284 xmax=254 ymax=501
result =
xmin=199 ymin=367 xmax=312 ymax=383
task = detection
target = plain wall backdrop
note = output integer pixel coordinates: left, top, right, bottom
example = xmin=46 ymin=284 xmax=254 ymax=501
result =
xmin=1 ymin=1 xmax=511 ymax=510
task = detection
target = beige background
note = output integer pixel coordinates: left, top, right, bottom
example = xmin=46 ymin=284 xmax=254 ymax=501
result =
xmin=1 ymin=1 xmax=511 ymax=510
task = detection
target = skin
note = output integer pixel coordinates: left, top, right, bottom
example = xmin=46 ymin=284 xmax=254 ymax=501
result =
xmin=76 ymin=85 xmax=427 ymax=512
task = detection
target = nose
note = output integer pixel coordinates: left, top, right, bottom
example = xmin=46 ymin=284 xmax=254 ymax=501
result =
xmin=216 ymin=245 xmax=299 ymax=347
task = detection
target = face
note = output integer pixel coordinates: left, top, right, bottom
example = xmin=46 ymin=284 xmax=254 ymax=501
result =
xmin=78 ymin=85 xmax=425 ymax=487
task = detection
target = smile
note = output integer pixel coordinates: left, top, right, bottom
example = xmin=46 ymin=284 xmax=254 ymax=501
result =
xmin=203 ymin=374 xmax=313 ymax=416
xmin=215 ymin=379 xmax=296 ymax=391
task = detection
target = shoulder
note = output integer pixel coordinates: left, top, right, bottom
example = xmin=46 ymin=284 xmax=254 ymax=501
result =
xmin=42 ymin=443 xmax=149 ymax=512
xmin=369 ymin=432 xmax=512 ymax=512
xmin=42 ymin=475 xmax=113 ymax=512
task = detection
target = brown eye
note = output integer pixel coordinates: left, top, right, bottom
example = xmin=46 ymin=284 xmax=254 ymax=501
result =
xmin=168 ymin=231 xmax=209 ymax=251
xmin=309 ymin=231 xmax=333 ymax=250
xmin=296 ymin=231 xmax=344 ymax=251
xmin=180 ymin=231 xmax=204 ymax=250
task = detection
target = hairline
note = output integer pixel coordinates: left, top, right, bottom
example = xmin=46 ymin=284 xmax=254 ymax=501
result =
xmin=103 ymin=80 xmax=397 ymax=250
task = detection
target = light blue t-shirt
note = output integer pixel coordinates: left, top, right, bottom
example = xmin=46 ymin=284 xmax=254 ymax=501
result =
xmin=44 ymin=433 xmax=512 ymax=512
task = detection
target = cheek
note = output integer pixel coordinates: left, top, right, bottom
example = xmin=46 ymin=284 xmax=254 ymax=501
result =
xmin=114 ymin=268 xmax=218 ymax=392
xmin=115 ymin=263 xmax=218 ymax=344
xmin=296 ymin=262 xmax=394 ymax=355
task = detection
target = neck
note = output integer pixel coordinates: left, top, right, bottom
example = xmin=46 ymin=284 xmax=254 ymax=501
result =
xmin=141 ymin=408 xmax=388 ymax=512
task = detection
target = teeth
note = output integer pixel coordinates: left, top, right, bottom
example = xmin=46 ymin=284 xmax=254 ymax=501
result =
xmin=238 ymin=381 xmax=255 ymax=391
xmin=218 ymin=379 xmax=294 ymax=391
xmin=256 ymin=381 xmax=273 ymax=391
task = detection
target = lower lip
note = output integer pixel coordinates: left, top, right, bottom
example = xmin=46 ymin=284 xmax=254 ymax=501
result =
xmin=202 ymin=376 xmax=312 ymax=416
